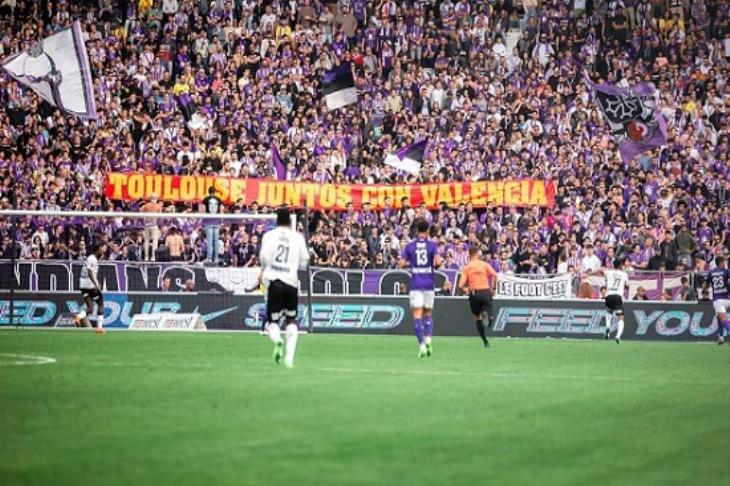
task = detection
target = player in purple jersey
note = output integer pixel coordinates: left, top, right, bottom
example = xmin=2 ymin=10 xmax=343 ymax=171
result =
xmin=399 ymin=219 xmax=443 ymax=357
xmin=708 ymin=256 xmax=730 ymax=345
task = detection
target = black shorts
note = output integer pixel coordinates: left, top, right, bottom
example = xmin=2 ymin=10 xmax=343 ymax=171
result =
xmin=604 ymin=294 xmax=623 ymax=313
xmin=468 ymin=289 xmax=493 ymax=317
xmin=81 ymin=288 xmax=102 ymax=302
xmin=266 ymin=279 xmax=298 ymax=323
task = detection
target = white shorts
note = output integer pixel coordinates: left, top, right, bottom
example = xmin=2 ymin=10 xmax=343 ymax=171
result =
xmin=409 ymin=290 xmax=435 ymax=309
xmin=713 ymin=299 xmax=730 ymax=314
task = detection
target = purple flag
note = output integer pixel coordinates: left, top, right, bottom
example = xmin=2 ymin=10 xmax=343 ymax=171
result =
xmin=584 ymin=73 xmax=667 ymax=163
xmin=272 ymin=145 xmax=286 ymax=180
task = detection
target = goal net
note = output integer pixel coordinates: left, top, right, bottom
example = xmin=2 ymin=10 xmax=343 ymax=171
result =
xmin=0 ymin=208 xmax=307 ymax=330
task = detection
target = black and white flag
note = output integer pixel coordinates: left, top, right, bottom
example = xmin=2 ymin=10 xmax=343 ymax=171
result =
xmin=2 ymin=21 xmax=97 ymax=119
xmin=322 ymin=62 xmax=357 ymax=111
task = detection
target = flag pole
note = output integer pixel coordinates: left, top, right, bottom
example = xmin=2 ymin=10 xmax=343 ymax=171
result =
xmin=9 ymin=192 xmax=17 ymax=328
xmin=303 ymin=201 xmax=314 ymax=334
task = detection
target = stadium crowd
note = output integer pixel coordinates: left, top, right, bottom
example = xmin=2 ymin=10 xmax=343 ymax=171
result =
xmin=0 ymin=0 xmax=729 ymax=279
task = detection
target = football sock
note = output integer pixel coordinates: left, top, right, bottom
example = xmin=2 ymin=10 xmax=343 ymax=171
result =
xmin=97 ymin=315 xmax=104 ymax=329
xmin=475 ymin=319 xmax=488 ymax=346
xmin=77 ymin=310 xmax=86 ymax=320
xmin=267 ymin=323 xmax=282 ymax=343
xmin=423 ymin=315 xmax=433 ymax=338
xmin=615 ymin=318 xmax=624 ymax=340
xmin=284 ymin=324 xmax=298 ymax=366
xmin=413 ymin=318 xmax=424 ymax=345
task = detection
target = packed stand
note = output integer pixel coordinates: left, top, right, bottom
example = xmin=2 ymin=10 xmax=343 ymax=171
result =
xmin=0 ymin=0 xmax=729 ymax=287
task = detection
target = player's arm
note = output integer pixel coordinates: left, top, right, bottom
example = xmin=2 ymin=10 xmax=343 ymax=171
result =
xmin=458 ymin=267 xmax=469 ymax=294
xmin=259 ymin=233 xmax=270 ymax=268
xmin=485 ymin=262 xmax=499 ymax=288
xmin=433 ymin=248 xmax=443 ymax=269
xmin=88 ymin=264 xmax=101 ymax=291
xmin=398 ymin=248 xmax=409 ymax=269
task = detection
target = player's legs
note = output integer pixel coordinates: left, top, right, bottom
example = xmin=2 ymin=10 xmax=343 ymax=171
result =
xmin=469 ymin=292 xmax=490 ymax=348
xmin=604 ymin=296 xmax=617 ymax=339
xmin=94 ymin=294 xmax=105 ymax=334
xmin=282 ymin=284 xmax=299 ymax=368
xmin=614 ymin=310 xmax=624 ymax=344
xmin=265 ymin=281 xmax=284 ymax=362
xmin=410 ymin=291 xmax=426 ymax=356
xmin=715 ymin=300 xmax=728 ymax=345
xmin=284 ymin=318 xmax=298 ymax=368
xmin=423 ymin=308 xmax=434 ymax=356
xmin=422 ymin=291 xmax=435 ymax=356
xmin=75 ymin=294 xmax=94 ymax=327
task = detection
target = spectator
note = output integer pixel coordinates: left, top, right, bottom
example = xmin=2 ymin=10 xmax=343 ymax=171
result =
xmin=674 ymin=225 xmax=697 ymax=269
xmin=161 ymin=277 xmax=172 ymax=292
xmin=577 ymin=281 xmax=595 ymax=299
xmin=140 ymin=192 xmax=163 ymax=262
xmin=633 ymin=286 xmax=650 ymax=301
xmin=184 ymin=279 xmax=195 ymax=292
xmin=679 ymin=277 xmax=697 ymax=301
xmin=580 ymin=244 xmax=602 ymax=276
xmin=201 ymin=187 xmax=223 ymax=264
xmin=0 ymin=0 xmax=727 ymax=281
xmin=660 ymin=289 xmax=674 ymax=302
xmin=165 ymin=227 xmax=185 ymax=261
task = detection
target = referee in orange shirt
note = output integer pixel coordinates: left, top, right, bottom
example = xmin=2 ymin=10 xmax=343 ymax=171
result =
xmin=459 ymin=247 xmax=499 ymax=347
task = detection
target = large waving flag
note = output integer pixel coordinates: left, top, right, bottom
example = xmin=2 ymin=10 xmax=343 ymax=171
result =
xmin=322 ymin=62 xmax=357 ymax=111
xmin=2 ymin=21 xmax=97 ymax=119
xmin=383 ymin=140 xmax=427 ymax=175
xmin=584 ymin=73 xmax=666 ymax=162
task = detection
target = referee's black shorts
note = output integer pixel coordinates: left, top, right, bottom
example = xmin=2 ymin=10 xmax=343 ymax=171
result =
xmin=468 ymin=289 xmax=493 ymax=317
xmin=266 ymin=279 xmax=299 ymax=323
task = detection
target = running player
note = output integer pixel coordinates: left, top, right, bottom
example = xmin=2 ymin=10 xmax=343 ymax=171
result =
xmin=259 ymin=207 xmax=309 ymax=368
xmin=399 ymin=219 xmax=442 ymax=358
xmin=74 ymin=243 xmax=107 ymax=334
xmin=602 ymin=258 xmax=629 ymax=344
xmin=708 ymin=256 xmax=730 ymax=345
xmin=458 ymin=247 xmax=499 ymax=348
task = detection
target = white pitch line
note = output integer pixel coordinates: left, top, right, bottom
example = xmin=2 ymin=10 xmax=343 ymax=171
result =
xmin=313 ymin=366 xmax=726 ymax=386
xmin=0 ymin=354 xmax=57 ymax=366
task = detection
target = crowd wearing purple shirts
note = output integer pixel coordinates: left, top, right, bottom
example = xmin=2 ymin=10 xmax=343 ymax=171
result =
xmin=0 ymin=0 xmax=729 ymax=283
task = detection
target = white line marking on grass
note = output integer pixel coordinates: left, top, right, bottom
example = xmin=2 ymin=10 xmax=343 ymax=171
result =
xmin=0 ymin=354 xmax=57 ymax=366
xmin=314 ymin=367 xmax=725 ymax=386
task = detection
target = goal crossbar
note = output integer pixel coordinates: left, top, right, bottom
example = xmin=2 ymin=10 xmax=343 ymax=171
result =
xmin=0 ymin=209 xmax=276 ymax=221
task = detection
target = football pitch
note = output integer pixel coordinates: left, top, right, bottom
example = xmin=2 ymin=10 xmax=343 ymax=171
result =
xmin=0 ymin=330 xmax=728 ymax=486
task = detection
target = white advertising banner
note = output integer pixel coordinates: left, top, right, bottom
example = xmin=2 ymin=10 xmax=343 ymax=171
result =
xmin=496 ymin=274 xmax=573 ymax=299
xmin=129 ymin=313 xmax=206 ymax=330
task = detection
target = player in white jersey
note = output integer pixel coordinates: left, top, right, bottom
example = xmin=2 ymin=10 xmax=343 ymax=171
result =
xmin=601 ymin=258 xmax=629 ymax=344
xmin=74 ymin=243 xmax=107 ymax=334
xmin=259 ymin=207 xmax=309 ymax=368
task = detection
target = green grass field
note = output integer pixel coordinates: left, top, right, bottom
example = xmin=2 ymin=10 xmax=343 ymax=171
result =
xmin=0 ymin=330 xmax=728 ymax=486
